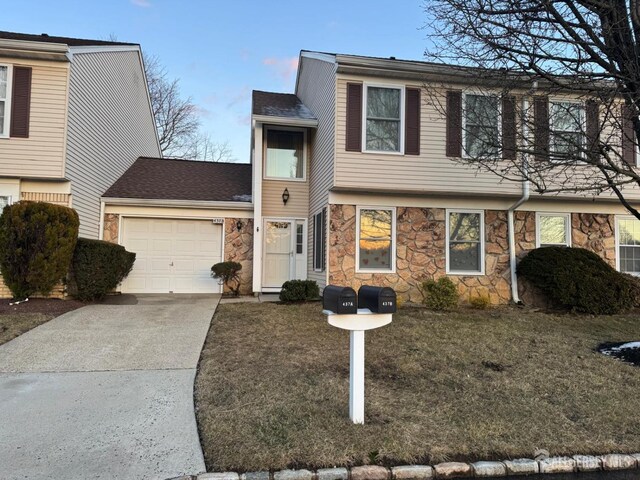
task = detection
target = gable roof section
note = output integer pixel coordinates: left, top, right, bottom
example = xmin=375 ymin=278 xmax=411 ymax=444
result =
xmin=252 ymin=90 xmax=318 ymax=127
xmin=103 ymin=157 xmax=252 ymax=204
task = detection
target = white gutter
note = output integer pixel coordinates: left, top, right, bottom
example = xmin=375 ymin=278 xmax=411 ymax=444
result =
xmin=101 ymin=197 xmax=254 ymax=210
xmin=252 ymin=115 xmax=318 ymax=128
xmin=507 ymin=96 xmax=532 ymax=303
xmin=98 ymin=200 xmax=105 ymax=240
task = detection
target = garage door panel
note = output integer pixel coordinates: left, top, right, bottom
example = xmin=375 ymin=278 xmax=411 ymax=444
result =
xmin=120 ymin=218 xmax=223 ymax=294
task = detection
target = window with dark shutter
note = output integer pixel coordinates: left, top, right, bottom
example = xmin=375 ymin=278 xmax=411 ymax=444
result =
xmin=534 ymin=96 xmax=549 ymax=162
xmin=10 ymin=66 xmax=31 ymax=138
xmin=502 ymin=96 xmax=516 ymax=160
xmin=622 ymin=104 xmax=637 ymax=167
xmin=345 ymin=83 xmax=362 ymax=152
xmin=446 ymin=90 xmax=462 ymax=157
xmin=405 ymin=87 xmax=420 ymax=155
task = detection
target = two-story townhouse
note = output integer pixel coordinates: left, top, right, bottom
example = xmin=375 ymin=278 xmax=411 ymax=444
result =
xmin=249 ymin=51 xmax=640 ymax=304
xmin=0 ymin=31 xmax=160 ymax=297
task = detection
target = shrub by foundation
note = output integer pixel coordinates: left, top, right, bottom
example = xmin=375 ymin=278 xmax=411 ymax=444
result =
xmin=70 ymin=238 xmax=136 ymax=301
xmin=211 ymin=261 xmax=242 ymax=296
xmin=0 ymin=201 xmax=79 ymax=300
xmin=420 ymin=277 xmax=459 ymax=311
xmin=517 ymin=247 xmax=636 ymax=314
xmin=280 ymin=280 xmax=320 ymax=302
xmin=469 ymin=291 xmax=492 ymax=309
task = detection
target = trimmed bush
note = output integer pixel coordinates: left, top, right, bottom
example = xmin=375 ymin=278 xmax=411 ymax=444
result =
xmin=469 ymin=291 xmax=492 ymax=309
xmin=0 ymin=201 xmax=79 ymax=300
xmin=211 ymin=261 xmax=242 ymax=296
xmin=71 ymin=238 xmax=136 ymax=301
xmin=517 ymin=247 xmax=636 ymax=314
xmin=420 ymin=277 xmax=459 ymax=311
xmin=280 ymin=280 xmax=320 ymax=302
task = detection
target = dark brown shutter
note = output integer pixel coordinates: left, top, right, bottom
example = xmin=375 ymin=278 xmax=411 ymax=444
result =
xmin=502 ymin=96 xmax=516 ymax=160
xmin=10 ymin=66 xmax=32 ymax=138
xmin=622 ymin=104 xmax=637 ymax=167
xmin=533 ymin=96 xmax=549 ymax=162
xmin=345 ymin=83 xmax=362 ymax=152
xmin=405 ymin=87 xmax=420 ymax=155
xmin=585 ymin=99 xmax=599 ymax=164
xmin=446 ymin=90 xmax=462 ymax=157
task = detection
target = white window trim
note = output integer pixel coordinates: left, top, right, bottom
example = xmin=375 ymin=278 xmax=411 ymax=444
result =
xmin=355 ymin=205 xmax=397 ymax=274
xmin=445 ymin=208 xmax=485 ymax=275
xmin=313 ymin=209 xmax=326 ymax=272
xmin=461 ymin=91 xmax=502 ymax=159
xmin=263 ymin=125 xmax=307 ymax=181
xmin=535 ymin=212 xmax=572 ymax=248
xmin=615 ymin=215 xmax=640 ymax=275
xmin=549 ymin=98 xmax=585 ymax=161
xmin=0 ymin=63 xmax=13 ymax=139
xmin=362 ymin=83 xmax=405 ymax=155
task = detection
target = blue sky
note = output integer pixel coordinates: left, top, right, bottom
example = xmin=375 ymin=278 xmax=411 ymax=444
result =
xmin=4 ymin=0 xmax=431 ymax=162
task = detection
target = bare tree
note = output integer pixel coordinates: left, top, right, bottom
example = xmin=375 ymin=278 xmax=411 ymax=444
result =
xmin=181 ymin=133 xmax=236 ymax=162
xmin=423 ymin=0 xmax=640 ymax=219
xmin=144 ymin=54 xmax=200 ymax=157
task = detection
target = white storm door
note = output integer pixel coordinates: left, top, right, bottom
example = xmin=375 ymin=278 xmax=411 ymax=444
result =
xmin=263 ymin=220 xmax=293 ymax=288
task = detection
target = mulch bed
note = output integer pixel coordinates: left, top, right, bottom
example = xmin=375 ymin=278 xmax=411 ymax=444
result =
xmin=0 ymin=297 xmax=90 ymax=316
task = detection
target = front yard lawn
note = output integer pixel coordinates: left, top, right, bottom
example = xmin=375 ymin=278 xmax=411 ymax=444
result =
xmin=195 ymin=302 xmax=640 ymax=472
xmin=0 ymin=298 xmax=88 ymax=347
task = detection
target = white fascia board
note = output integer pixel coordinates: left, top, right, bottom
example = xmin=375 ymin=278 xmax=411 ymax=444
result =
xmin=101 ymin=197 xmax=254 ymax=210
xmin=252 ymin=115 xmax=318 ymax=128
xmin=69 ymin=45 xmax=141 ymax=55
xmin=300 ymin=51 xmax=337 ymax=64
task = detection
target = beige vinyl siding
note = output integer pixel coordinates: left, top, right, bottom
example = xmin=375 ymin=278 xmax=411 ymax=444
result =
xmin=262 ymin=179 xmax=309 ymax=218
xmin=65 ymin=49 xmax=160 ymax=239
xmin=0 ymin=58 xmax=69 ymax=178
xmin=296 ymin=56 xmax=336 ymax=288
xmin=21 ymin=191 xmax=70 ymax=206
xmin=335 ymin=75 xmax=522 ymax=196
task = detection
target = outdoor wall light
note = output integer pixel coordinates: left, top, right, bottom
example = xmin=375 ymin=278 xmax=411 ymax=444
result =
xmin=236 ymin=220 xmax=243 ymax=232
xmin=282 ymin=188 xmax=290 ymax=205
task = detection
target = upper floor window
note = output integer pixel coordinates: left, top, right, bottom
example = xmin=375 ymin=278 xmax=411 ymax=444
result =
xmin=0 ymin=65 xmax=11 ymax=137
xmin=536 ymin=213 xmax=571 ymax=247
xmin=265 ymin=128 xmax=305 ymax=180
xmin=550 ymin=101 xmax=584 ymax=159
xmin=364 ymin=85 xmax=403 ymax=153
xmin=463 ymin=94 xmax=500 ymax=157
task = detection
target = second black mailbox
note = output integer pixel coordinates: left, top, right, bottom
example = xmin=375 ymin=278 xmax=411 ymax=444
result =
xmin=323 ymin=285 xmax=358 ymax=314
xmin=358 ymin=285 xmax=397 ymax=314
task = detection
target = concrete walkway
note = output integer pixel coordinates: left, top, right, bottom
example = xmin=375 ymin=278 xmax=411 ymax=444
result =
xmin=0 ymin=294 xmax=219 ymax=480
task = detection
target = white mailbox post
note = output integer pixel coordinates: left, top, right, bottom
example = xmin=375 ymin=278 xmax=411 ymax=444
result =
xmin=323 ymin=308 xmax=392 ymax=424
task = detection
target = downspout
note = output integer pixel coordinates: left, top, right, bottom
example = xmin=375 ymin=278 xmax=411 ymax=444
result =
xmin=98 ymin=200 xmax=105 ymax=240
xmin=507 ymin=94 xmax=532 ymax=303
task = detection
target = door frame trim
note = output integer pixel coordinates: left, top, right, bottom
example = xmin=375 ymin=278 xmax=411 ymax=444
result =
xmin=262 ymin=217 xmax=308 ymax=290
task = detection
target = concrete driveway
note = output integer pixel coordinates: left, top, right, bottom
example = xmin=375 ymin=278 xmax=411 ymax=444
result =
xmin=0 ymin=294 xmax=219 ymax=480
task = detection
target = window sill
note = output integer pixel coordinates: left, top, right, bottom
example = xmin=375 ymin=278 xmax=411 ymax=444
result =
xmin=446 ymin=270 xmax=485 ymax=276
xmin=263 ymin=176 xmax=307 ymax=182
xmin=356 ymin=268 xmax=396 ymax=274
xmin=361 ymin=149 xmax=404 ymax=156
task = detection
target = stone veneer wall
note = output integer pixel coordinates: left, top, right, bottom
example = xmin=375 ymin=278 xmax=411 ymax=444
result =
xmin=223 ymin=218 xmax=253 ymax=296
xmin=329 ymin=205 xmax=617 ymax=305
xmin=103 ymin=213 xmax=119 ymax=244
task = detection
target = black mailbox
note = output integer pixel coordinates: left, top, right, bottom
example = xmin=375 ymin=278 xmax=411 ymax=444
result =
xmin=358 ymin=285 xmax=397 ymax=314
xmin=323 ymin=285 xmax=358 ymax=314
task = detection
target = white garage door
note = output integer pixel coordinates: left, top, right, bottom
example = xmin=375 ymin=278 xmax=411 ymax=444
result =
xmin=120 ymin=218 xmax=223 ymax=294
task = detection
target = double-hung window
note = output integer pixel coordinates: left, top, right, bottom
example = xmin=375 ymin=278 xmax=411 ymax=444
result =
xmin=463 ymin=94 xmax=500 ymax=157
xmin=617 ymin=217 xmax=640 ymax=275
xmin=536 ymin=213 xmax=571 ymax=247
xmin=446 ymin=210 xmax=484 ymax=274
xmin=357 ymin=207 xmax=395 ymax=272
xmin=313 ymin=209 xmax=326 ymax=271
xmin=364 ymin=85 xmax=403 ymax=153
xmin=550 ymin=101 xmax=584 ymax=159
xmin=0 ymin=64 xmax=11 ymax=138
xmin=265 ymin=127 xmax=305 ymax=180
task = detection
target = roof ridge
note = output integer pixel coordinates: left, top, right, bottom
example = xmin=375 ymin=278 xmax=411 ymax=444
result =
xmin=138 ymin=156 xmax=250 ymax=166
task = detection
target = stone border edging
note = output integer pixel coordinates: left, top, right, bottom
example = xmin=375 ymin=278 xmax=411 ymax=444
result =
xmin=168 ymin=452 xmax=640 ymax=480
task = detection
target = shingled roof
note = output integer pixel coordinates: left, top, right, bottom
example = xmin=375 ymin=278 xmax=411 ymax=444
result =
xmin=0 ymin=31 xmax=137 ymax=47
xmin=252 ymin=90 xmax=316 ymax=121
xmin=103 ymin=157 xmax=252 ymax=203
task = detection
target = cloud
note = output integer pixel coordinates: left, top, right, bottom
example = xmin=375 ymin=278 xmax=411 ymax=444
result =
xmin=131 ymin=0 xmax=151 ymax=7
xmin=262 ymin=56 xmax=299 ymax=82
xmin=226 ymin=85 xmax=251 ymax=109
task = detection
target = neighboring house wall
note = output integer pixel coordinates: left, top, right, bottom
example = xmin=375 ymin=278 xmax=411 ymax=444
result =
xmin=0 ymin=57 xmax=69 ymax=178
xmin=65 ymin=49 xmax=160 ymax=239
xmin=296 ymin=56 xmax=336 ymax=288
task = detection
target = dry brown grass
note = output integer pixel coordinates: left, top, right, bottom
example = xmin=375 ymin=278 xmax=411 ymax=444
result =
xmin=195 ymin=302 xmax=640 ymax=472
xmin=0 ymin=313 xmax=54 ymax=346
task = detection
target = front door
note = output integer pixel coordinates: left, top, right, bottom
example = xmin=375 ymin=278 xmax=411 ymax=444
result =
xmin=263 ymin=220 xmax=293 ymax=288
